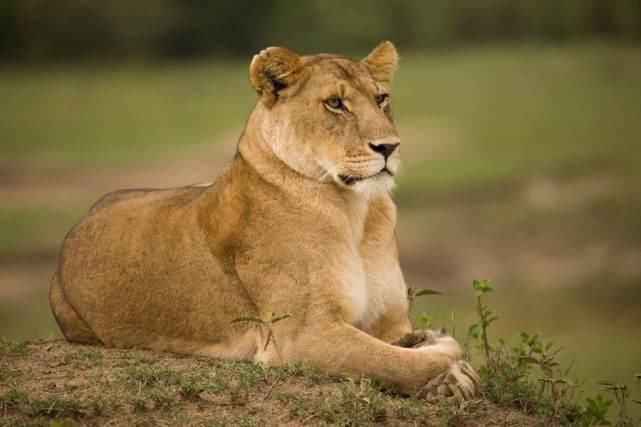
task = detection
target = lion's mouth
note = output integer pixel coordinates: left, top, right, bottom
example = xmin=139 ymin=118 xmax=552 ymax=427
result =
xmin=338 ymin=168 xmax=394 ymax=186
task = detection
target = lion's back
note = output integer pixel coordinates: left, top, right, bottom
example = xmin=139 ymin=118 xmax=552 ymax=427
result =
xmin=88 ymin=183 xmax=210 ymax=214
xmin=61 ymin=184 xmax=210 ymax=282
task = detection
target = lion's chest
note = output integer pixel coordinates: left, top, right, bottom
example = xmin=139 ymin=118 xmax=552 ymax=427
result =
xmin=363 ymin=260 xmax=407 ymax=329
xmin=339 ymin=249 xmax=407 ymax=331
xmin=341 ymin=195 xmax=407 ymax=330
xmin=340 ymin=255 xmax=407 ymax=329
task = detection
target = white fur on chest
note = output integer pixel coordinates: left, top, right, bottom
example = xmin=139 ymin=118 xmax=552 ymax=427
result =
xmin=341 ymin=258 xmax=369 ymax=324
xmin=341 ymin=195 xmax=406 ymax=329
xmin=339 ymin=196 xmax=370 ymax=324
xmin=360 ymin=261 xmax=406 ymax=328
xmin=345 ymin=195 xmax=368 ymax=244
xmin=342 ymin=251 xmax=407 ymax=329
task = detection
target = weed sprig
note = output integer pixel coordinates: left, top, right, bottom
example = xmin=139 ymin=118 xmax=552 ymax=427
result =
xmin=231 ymin=312 xmax=291 ymax=362
xmin=469 ymin=279 xmax=641 ymax=425
xmin=412 ymin=278 xmax=640 ymax=426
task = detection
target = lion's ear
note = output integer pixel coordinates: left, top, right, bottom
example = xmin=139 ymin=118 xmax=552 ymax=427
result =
xmin=249 ymin=47 xmax=305 ymax=106
xmin=362 ymin=41 xmax=399 ymax=83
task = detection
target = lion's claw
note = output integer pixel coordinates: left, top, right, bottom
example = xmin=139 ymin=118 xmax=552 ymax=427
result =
xmin=417 ymin=360 xmax=479 ymax=402
xmin=459 ymin=360 xmax=481 ymax=387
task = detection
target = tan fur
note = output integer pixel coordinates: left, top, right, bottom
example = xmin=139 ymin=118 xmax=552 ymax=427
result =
xmin=51 ymin=42 xmax=476 ymax=395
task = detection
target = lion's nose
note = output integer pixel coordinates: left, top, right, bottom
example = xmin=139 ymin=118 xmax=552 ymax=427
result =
xmin=369 ymin=142 xmax=400 ymax=159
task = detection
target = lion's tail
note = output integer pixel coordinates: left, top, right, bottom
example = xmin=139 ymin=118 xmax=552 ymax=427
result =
xmin=50 ymin=270 xmax=101 ymax=344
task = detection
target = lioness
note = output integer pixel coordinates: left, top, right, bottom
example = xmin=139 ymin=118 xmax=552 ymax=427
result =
xmin=50 ymin=42 xmax=478 ymax=399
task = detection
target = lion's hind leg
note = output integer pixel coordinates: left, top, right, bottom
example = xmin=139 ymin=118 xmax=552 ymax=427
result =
xmin=50 ymin=270 xmax=101 ymax=344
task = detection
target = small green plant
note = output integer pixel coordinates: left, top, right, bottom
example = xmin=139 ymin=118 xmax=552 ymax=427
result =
xmin=0 ymin=363 xmax=11 ymax=381
xmin=275 ymin=391 xmax=307 ymax=418
xmin=407 ymin=287 xmax=441 ymax=310
xmin=513 ymin=331 xmax=562 ymax=377
xmin=120 ymin=362 xmax=180 ymax=389
xmin=235 ymin=361 xmax=268 ymax=389
xmin=0 ymin=388 xmax=28 ymax=411
xmin=585 ymin=394 xmax=614 ymax=426
xmin=313 ymin=378 xmax=387 ymax=425
xmin=176 ymin=371 xmax=224 ymax=399
xmin=408 ymin=287 xmax=442 ymax=331
xmin=0 ymin=338 xmax=29 ymax=357
xmin=117 ymin=361 xmax=225 ymax=410
xmin=62 ymin=347 xmax=103 ymax=367
xmin=465 ymin=278 xmax=620 ymax=426
xmin=231 ymin=312 xmax=291 ymax=361
xmin=450 ymin=310 xmax=457 ymax=340
xmin=27 ymin=396 xmax=87 ymax=418
xmin=537 ymin=377 xmax=583 ymax=423
xmin=419 ymin=312 xmax=436 ymax=329
xmin=276 ymin=362 xmax=332 ymax=385
xmin=467 ymin=279 xmax=497 ymax=361
xmin=598 ymin=380 xmax=641 ymax=426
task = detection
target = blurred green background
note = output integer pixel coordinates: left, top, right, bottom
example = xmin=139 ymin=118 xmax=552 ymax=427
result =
xmin=1 ymin=0 xmax=640 ymax=412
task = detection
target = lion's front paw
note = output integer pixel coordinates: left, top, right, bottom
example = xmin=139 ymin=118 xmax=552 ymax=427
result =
xmin=417 ymin=360 xmax=481 ymax=401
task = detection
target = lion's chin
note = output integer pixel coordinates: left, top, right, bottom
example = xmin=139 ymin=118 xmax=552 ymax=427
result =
xmin=352 ymin=173 xmax=396 ymax=198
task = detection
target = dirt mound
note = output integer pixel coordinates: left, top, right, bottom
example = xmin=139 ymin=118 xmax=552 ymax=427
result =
xmin=0 ymin=339 xmax=538 ymax=426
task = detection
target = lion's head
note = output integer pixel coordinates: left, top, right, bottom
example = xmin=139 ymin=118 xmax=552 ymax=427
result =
xmin=249 ymin=41 xmax=401 ymax=197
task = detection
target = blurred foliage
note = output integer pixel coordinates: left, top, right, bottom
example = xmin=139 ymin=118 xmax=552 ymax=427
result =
xmin=1 ymin=0 xmax=640 ymax=63
xmin=0 ymin=208 xmax=81 ymax=254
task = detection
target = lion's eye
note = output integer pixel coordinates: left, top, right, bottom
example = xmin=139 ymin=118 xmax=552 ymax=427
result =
xmin=324 ymin=97 xmax=344 ymax=111
xmin=375 ymin=93 xmax=389 ymax=106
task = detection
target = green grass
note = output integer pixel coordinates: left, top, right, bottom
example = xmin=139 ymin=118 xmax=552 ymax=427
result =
xmin=395 ymin=45 xmax=641 ymax=191
xmin=2 ymin=43 xmax=640 ymax=181
xmin=394 ymin=43 xmax=641 ymax=197
xmin=0 ymin=61 xmax=254 ymax=165
xmin=0 ymin=207 xmax=83 ymax=254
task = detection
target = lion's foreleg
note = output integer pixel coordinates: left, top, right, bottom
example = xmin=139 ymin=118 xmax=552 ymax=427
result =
xmin=257 ymin=319 xmax=464 ymax=395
